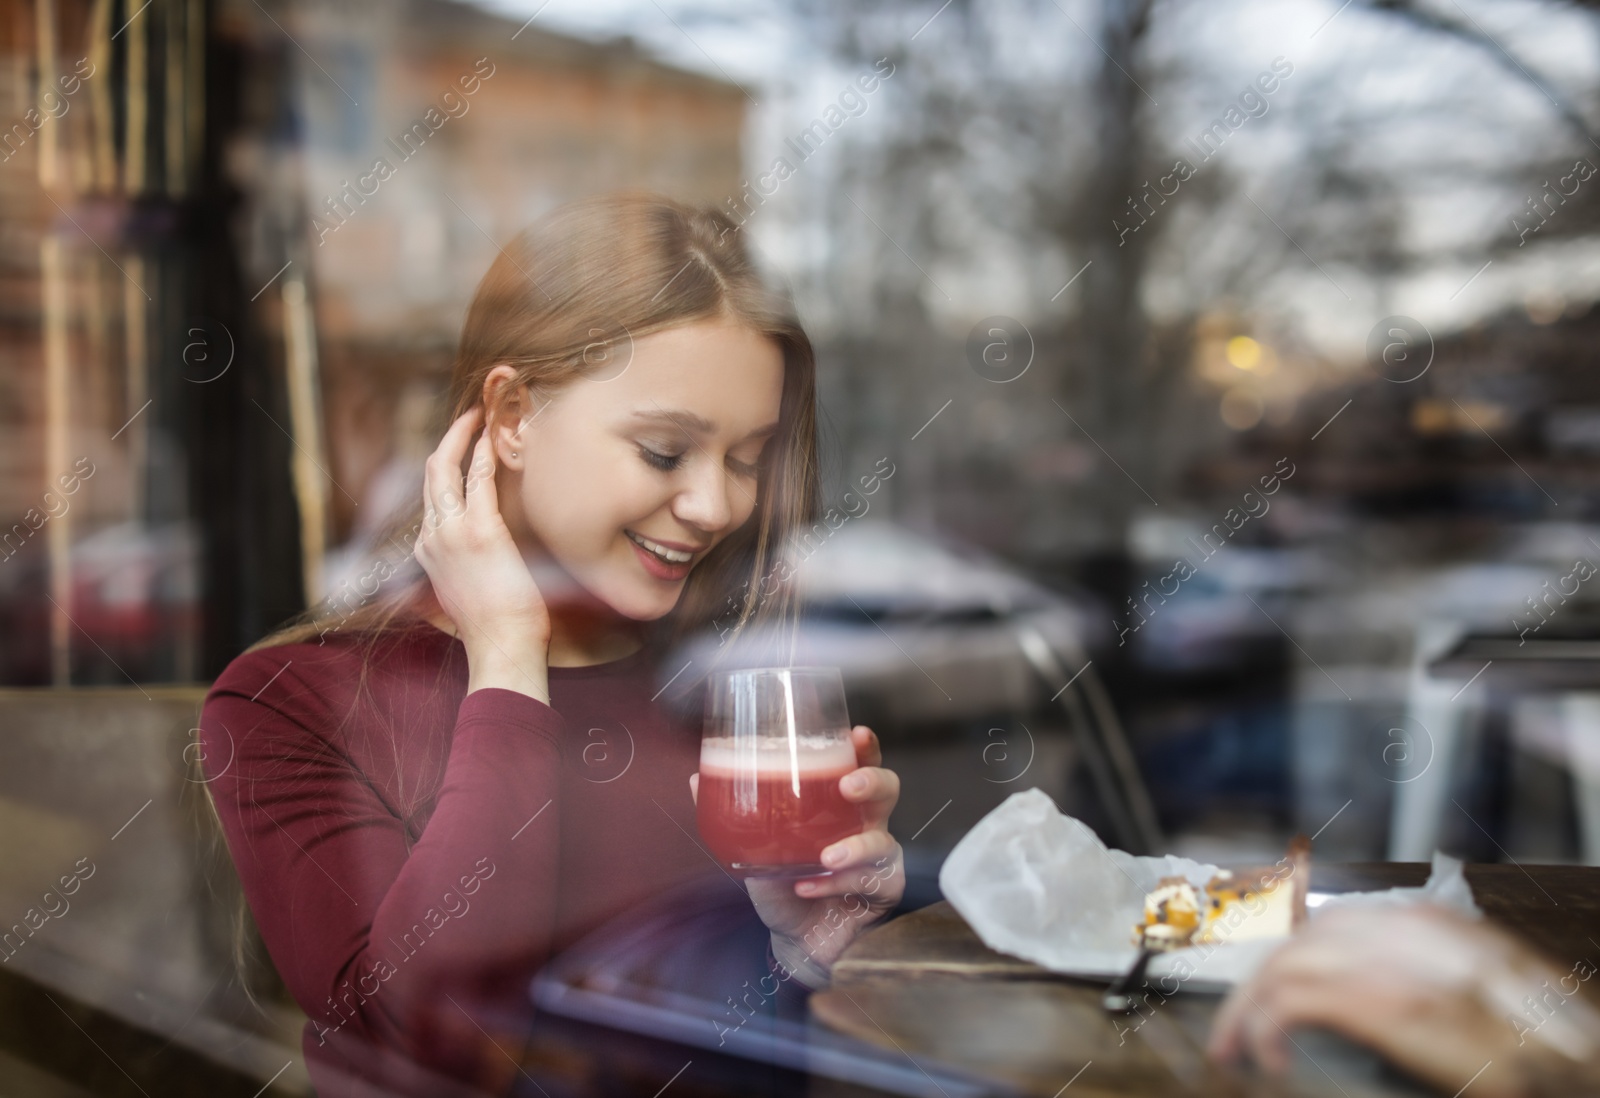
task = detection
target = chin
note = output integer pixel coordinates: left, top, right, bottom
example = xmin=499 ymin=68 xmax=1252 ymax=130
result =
xmin=611 ymin=595 xmax=678 ymax=622
xmin=586 ymin=576 xmax=685 ymax=623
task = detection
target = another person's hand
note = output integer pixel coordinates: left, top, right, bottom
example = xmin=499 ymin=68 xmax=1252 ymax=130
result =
xmin=414 ymin=406 xmax=552 ymax=702
xmin=1207 ymin=903 xmax=1600 ymax=1097
xmin=690 ymin=724 xmax=905 ymax=984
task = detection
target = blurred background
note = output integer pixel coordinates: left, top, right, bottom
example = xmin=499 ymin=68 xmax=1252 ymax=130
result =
xmin=5 ymin=0 xmax=1600 ymax=1092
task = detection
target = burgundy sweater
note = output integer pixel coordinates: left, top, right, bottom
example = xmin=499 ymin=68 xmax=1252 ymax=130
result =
xmin=199 ymin=622 xmax=725 ymax=1095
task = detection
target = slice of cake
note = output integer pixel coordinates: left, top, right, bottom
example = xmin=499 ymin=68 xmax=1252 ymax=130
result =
xmin=1132 ymin=835 xmax=1311 ymax=949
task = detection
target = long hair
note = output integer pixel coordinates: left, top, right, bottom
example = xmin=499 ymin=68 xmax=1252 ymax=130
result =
xmin=251 ymin=192 xmax=820 ymax=674
xmin=206 ymin=194 xmax=821 ymax=1014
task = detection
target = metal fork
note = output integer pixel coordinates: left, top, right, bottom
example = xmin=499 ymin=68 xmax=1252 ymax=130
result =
xmin=1101 ymin=944 xmax=1158 ymax=1013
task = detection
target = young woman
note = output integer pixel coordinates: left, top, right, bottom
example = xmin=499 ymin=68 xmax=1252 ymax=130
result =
xmin=198 ymin=194 xmax=905 ymax=1097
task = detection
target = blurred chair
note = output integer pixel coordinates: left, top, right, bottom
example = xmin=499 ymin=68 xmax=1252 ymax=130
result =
xmin=1561 ymin=693 xmax=1600 ymax=861
xmin=1390 ymin=624 xmax=1600 ymax=864
xmin=1388 ymin=620 xmax=1478 ymax=860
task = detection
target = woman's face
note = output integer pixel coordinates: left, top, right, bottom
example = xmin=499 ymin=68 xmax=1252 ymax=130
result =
xmin=493 ymin=319 xmax=785 ymax=621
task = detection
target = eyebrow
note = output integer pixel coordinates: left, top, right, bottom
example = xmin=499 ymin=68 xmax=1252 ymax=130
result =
xmin=630 ymin=408 xmax=779 ymax=442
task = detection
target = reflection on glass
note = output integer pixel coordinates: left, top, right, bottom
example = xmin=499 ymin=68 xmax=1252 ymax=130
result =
xmin=697 ymin=666 xmax=862 ymax=878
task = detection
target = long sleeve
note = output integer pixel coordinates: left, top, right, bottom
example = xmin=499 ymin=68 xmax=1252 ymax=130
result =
xmin=200 ymin=642 xmax=564 ymax=1087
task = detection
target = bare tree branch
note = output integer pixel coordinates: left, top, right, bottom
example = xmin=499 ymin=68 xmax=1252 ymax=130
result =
xmin=1362 ymin=0 xmax=1600 ymax=151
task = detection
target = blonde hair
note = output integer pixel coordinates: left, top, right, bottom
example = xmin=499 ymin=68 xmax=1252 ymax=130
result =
xmin=207 ymin=194 xmax=821 ymax=1013
xmin=252 ymin=192 xmax=820 ymax=673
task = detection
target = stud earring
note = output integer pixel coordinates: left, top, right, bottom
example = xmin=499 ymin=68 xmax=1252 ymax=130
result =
xmin=511 ymin=451 xmax=519 ymax=458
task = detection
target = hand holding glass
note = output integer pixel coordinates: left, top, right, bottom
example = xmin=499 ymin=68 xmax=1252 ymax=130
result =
xmin=696 ymin=667 xmax=864 ymax=878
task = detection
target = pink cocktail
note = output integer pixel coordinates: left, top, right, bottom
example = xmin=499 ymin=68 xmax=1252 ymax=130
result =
xmin=696 ymin=667 xmax=863 ymax=877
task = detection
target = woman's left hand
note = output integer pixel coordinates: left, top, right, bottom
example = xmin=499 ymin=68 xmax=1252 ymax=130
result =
xmin=689 ymin=724 xmax=905 ymax=975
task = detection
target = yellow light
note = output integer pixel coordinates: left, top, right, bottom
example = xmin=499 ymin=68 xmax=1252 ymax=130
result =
xmin=1225 ymin=336 xmax=1262 ymax=371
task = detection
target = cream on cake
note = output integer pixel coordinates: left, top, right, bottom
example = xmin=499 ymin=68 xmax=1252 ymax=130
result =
xmin=1134 ymin=876 xmax=1205 ymax=947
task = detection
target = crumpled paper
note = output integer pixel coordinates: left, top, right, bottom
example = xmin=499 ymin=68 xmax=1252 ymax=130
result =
xmin=939 ymin=788 xmax=1481 ymax=990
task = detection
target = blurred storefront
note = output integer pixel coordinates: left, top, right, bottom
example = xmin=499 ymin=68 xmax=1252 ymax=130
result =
xmin=0 ymin=0 xmax=746 ymax=686
xmin=0 ymin=2 xmax=748 ymax=1092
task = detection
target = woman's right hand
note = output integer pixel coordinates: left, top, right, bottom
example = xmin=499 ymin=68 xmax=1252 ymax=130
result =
xmin=414 ymin=406 xmax=552 ymax=703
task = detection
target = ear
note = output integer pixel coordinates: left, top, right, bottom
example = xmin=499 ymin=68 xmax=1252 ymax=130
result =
xmin=480 ymin=365 xmax=536 ymax=471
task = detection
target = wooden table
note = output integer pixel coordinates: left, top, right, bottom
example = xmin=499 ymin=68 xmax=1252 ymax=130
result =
xmin=809 ymin=863 xmax=1600 ymax=1097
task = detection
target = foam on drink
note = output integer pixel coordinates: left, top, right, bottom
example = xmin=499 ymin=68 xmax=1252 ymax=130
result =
xmin=696 ymin=733 xmax=862 ymax=872
xmin=699 ymin=733 xmax=856 ymax=776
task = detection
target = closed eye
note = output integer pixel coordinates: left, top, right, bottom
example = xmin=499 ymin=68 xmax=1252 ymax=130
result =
xmin=638 ymin=446 xmax=685 ymax=472
xmin=731 ymin=439 xmax=772 ymax=480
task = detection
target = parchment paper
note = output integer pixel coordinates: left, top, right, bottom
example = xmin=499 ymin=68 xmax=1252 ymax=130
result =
xmin=938 ymin=788 xmax=1480 ymax=990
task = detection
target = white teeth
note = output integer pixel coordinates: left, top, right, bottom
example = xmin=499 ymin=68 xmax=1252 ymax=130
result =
xmin=628 ymin=531 xmax=693 ymax=564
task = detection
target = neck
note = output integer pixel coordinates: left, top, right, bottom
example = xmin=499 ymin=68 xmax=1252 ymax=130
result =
xmin=419 ymin=588 xmax=644 ymax=667
xmin=547 ymin=601 xmax=647 ymax=667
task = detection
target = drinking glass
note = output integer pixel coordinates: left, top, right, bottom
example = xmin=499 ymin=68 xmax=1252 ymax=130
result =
xmin=696 ymin=666 xmax=863 ymax=878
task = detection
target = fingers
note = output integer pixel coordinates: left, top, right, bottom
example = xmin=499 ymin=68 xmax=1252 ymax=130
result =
xmin=1207 ymin=995 xmax=1244 ymax=1063
xmin=851 ymin=725 xmax=882 ymax=768
xmin=1240 ymin=997 xmax=1292 ymax=1075
xmin=1211 ymin=971 xmax=1351 ymax=1077
xmin=423 ymin=407 xmax=484 ymax=528
xmin=1211 ymin=907 xmax=1558 ymax=1092
xmin=840 ymin=764 xmax=899 ymax=829
xmin=796 ymin=840 xmax=902 ymax=902
xmin=1207 ymin=986 xmax=1255 ymax=1063
xmin=464 ymin=431 xmax=498 ymax=517
xmin=1210 ymin=984 xmax=1294 ymax=1075
xmin=1210 ymin=941 xmax=1313 ymax=1072
xmin=819 ymin=824 xmax=898 ymax=868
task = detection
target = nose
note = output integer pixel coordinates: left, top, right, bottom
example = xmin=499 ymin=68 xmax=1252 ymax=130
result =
xmin=671 ymin=458 xmax=738 ymax=535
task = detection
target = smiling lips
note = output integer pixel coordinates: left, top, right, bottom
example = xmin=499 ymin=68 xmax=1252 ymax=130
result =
xmin=626 ymin=530 xmax=696 ymax=563
xmin=625 ymin=529 xmax=703 ymax=580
